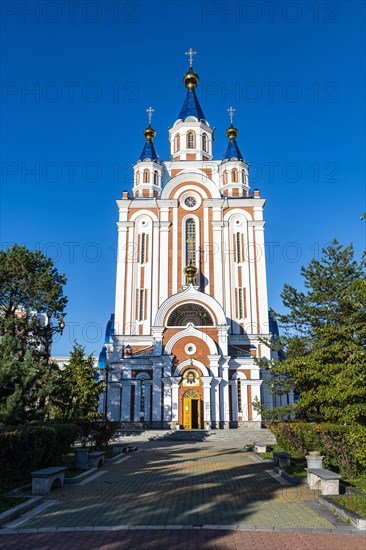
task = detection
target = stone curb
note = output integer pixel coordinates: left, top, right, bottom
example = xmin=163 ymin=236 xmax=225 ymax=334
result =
xmin=0 ymin=524 xmax=363 ymax=535
xmin=0 ymin=497 xmax=43 ymax=527
xmin=319 ymin=496 xmax=366 ymax=530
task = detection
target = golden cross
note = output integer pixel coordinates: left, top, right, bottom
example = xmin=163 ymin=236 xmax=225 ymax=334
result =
xmin=185 ymin=48 xmax=197 ymax=68
xmin=146 ymin=106 xmax=154 ymax=126
xmin=227 ymin=106 xmax=235 ymax=125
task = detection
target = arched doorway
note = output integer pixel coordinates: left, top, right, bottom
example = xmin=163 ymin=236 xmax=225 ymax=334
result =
xmin=183 ymin=390 xmax=201 ymax=429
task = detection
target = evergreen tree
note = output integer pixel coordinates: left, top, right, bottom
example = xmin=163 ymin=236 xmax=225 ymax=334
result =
xmin=0 ymin=244 xmax=67 ymax=359
xmin=260 ymin=240 xmax=366 ymax=424
xmin=52 ymin=342 xmax=103 ymax=421
xmin=0 ymin=334 xmax=58 ymax=424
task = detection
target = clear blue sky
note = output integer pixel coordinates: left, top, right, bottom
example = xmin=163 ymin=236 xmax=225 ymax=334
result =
xmin=1 ymin=0 xmax=365 ymax=356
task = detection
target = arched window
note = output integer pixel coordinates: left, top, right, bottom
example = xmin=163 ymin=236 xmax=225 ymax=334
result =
xmin=185 ymin=218 xmax=196 ymax=265
xmin=153 ymin=171 xmax=158 ymax=185
xmin=241 ymin=170 xmax=245 ymax=183
xmin=202 ymin=133 xmax=208 ymax=152
xmin=223 ymin=170 xmax=228 ymax=184
xmin=174 ymin=134 xmax=180 ymax=152
xmin=232 ymin=168 xmax=238 ymax=182
xmin=187 ymin=131 xmax=195 ymax=149
xmin=140 ymin=233 xmax=146 ymax=264
xmin=135 ymin=171 xmax=140 ymax=185
xmin=143 ymin=169 xmax=150 ymax=183
xmin=167 ymin=303 xmax=214 ymax=326
xmin=235 ymin=232 xmax=242 ymax=263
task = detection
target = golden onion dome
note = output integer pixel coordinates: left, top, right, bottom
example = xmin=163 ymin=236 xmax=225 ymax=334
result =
xmin=143 ymin=125 xmax=156 ymax=142
xmin=183 ymin=67 xmax=199 ymax=90
xmin=226 ymin=124 xmax=239 ymax=141
xmin=184 ymin=261 xmax=198 ymax=284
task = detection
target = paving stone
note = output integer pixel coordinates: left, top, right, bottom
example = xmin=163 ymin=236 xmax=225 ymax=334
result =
xmin=2 ymin=437 xmax=364 ymax=547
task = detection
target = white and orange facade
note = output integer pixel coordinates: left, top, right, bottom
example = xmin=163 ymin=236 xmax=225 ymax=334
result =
xmin=101 ymin=60 xmax=276 ymax=429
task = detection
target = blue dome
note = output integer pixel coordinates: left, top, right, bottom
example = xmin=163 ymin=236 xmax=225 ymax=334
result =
xmin=178 ymin=89 xmax=206 ymax=121
xmin=138 ymin=141 xmax=158 ymax=162
xmin=223 ymin=139 xmax=244 ymax=161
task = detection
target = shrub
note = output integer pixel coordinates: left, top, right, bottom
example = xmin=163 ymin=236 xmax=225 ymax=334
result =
xmin=0 ymin=423 xmax=77 ymax=485
xmin=269 ymin=421 xmax=366 ymax=478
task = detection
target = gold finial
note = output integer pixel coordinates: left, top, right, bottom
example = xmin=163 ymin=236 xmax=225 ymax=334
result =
xmin=228 ymin=106 xmax=235 ymax=125
xmin=185 ymin=48 xmax=197 ymax=68
xmin=184 ymin=260 xmax=198 ymax=285
xmin=146 ymin=106 xmax=154 ymax=126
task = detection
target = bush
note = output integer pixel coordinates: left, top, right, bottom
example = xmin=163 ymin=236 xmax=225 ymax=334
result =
xmin=0 ymin=423 xmax=77 ymax=485
xmin=269 ymin=421 xmax=366 ymax=478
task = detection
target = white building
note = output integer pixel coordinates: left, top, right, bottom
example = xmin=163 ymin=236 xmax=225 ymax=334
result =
xmin=101 ymin=54 xmax=282 ymax=429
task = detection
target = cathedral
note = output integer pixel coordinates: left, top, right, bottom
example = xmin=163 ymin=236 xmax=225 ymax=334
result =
xmin=99 ymin=51 xmax=280 ymax=429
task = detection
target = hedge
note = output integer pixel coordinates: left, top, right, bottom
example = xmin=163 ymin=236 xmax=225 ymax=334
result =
xmin=0 ymin=423 xmax=77 ymax=485
xmin=269 ymin=421 xmax=366 ymax=478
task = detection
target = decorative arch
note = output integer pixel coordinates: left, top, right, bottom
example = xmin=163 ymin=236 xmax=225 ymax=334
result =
xmin=161 ymin=172 xmax=221 ymax=200
xmin=230 ymin=371 xmax=248 ymax=380
xmin=164 ymin=323 xmax=218 ymax=356
xmin=154 ymin=285 xmax=227 ymax=327
xmin=173 ymin=358 xmax=210 ymax=377
xmin=135 ymin=372 xmax=151 ymax=380
xmin=167 ymin=303 xmax=214 ymax=326
xmin=129 ymin=210 xmax=159 ymax=223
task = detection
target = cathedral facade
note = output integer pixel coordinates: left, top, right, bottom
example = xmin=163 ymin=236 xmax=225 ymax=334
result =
xmin=100 ymin=54 xmax=277 ymax=429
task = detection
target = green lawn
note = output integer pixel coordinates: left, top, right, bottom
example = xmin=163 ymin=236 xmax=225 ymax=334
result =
xmin=331 ymin=494 xmax=366 ymax=518
xmin=0 ymin=496 xmax=28 ymax=514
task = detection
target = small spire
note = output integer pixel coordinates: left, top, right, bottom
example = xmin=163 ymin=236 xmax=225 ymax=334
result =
xmin=226 ymin=106 xmax=239 ymax=141
xmin=185 ymin=48 xmax=197 ymax=68
xmin=138 ymin=107 xmax=158 ymax=162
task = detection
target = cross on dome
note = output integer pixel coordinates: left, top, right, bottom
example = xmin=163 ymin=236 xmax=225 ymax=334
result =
xmin=185 ymin=48 xmax=197 ymax=67
xmin=146 ymin=106 xmax=154 ymax=126
xmin=227 ymin=106 xmax=235 ymax=125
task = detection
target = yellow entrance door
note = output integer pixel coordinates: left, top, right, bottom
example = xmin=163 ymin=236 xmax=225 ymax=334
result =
xmin=183 ymin=391 xmax=200 ymax=429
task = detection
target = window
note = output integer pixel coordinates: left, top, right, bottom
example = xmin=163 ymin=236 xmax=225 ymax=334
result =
xmin=237 ymin=379 xmax=242 ymax=411
xmin=185 ymin=218 xmax=196 ymax=265
xmin=235 ymin=232 xmax=242 ymax=263
xmin=223 ymin=170 xmax=228 ymax=184
xmin=153 ymin=171 xmax=159 ymax=186
xmin=174 ymin=134 xmax=180 ymax=152
xmin=238 ymin=288 xmax=245 ymax=319
xmin=241 ymin=170 xmax=245 ymax=183
xmin=143 ymin=169 xmax=150 ymax=183
xmin=187 ymin=131 xmax=195 ymax=149
xmin=202 ymin=133 xmax=208 ymax=152
xmin=140 ymin=233 xmax=146 ymax=264
xmin=135 ymin=172 xmax=140 ymax=185
xmin=232 ymin=168 xmax=238 ymax=182
xmin=138 ymin=289 xmax=145 ymax=321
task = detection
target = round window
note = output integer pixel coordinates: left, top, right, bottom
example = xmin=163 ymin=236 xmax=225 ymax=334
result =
xmin=184 ymin=196 xmax=197 ymax=208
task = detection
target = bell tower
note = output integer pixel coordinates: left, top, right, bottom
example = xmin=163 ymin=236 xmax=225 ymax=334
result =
xmin=169 ymin=49 xmax=214 ymax=162
xmin=133 ymin=107 xmax=163 ymax=198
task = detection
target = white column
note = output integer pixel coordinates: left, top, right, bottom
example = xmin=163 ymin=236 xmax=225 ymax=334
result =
xmin=251 ymin=381 xmax=263 ymax=422
xmin=145 ymin=381 xmax=152 ymax=421
xmin=159 ymin=218 xmax=171 ymax=304
xmin=121 ymin=382 xmax=132 ymax=421
xmin=114 ymin=223 xmax=128 ymax=334
xmin=134 ymin=382 xmax=141 ymax=421
xmin=211 ymin=219 xmax=224 ymax=305
xmin=220 ymin=357 xmax=230 ymax=427
xmin=170 ymin=377 xmax=180 ymax=422
xmin=162 ymin=378 xmax=172 ymax=422
xmin=231 ymin=380 xmax=238 ymax=422
xmin=241 ymin=381 xmax=249 ymax=421
xmin=211 ymin=378 xmax=221 ymax=425
xmin=201 ymin=376 xmax=212 ymax=423
xmin=151 ymin=221 xmax=160 ymax=325
xmin=251 ymin=220 xmax=269 ymax=335
xmin=151 ymin=360 xmax=162 ymax=423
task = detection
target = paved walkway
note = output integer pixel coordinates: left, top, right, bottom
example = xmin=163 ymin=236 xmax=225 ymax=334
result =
xmin=1 ymin=438 xmax=365 ymax=548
